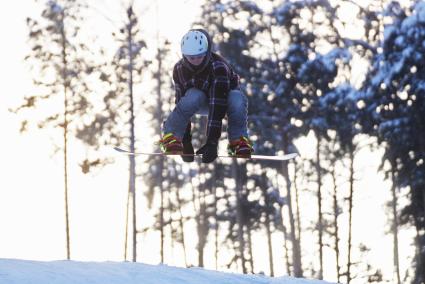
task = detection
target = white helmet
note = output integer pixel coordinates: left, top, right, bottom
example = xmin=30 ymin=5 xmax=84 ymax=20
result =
xmin=180 ymin=30 xmax=208 ymax=56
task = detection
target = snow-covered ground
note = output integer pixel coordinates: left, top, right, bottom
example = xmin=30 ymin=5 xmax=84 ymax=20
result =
xmin=0 ymin=259 xmax=337 ymax=284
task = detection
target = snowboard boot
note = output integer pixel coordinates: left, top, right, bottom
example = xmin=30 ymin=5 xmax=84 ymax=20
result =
xmin=227 ymin=136 xmax=254 ymax=158
xmin=159 ymin=133 xmax=183 ymax=154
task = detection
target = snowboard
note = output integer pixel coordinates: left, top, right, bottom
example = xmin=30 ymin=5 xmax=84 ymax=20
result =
xmin=113 ymin=147 xmax=298 ymax=161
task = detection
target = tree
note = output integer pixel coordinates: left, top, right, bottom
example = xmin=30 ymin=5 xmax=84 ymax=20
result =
xmin=122 ymin=6 xmax=140 ymax=262
xmin=318 ymin=84 xmax=363 ymax=283
xmin=362 ymin=2 xmax=425 ymax=282
xmin=76 ymin=4 xmax=148 ymax=261
xmin=143 ymin=37 xmax=174 ymax=264
xmin=16 ymin=0 xmax=95 ymax=260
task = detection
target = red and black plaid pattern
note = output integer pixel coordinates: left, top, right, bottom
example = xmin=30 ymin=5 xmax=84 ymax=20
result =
xmin=173 ymin=52 xmax=240 ymax=143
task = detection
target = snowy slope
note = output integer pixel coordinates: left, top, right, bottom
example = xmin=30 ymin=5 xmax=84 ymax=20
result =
xmin=0 ymin=259 xmax=337 ymax=284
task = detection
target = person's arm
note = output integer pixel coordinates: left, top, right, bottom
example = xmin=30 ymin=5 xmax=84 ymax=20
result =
xmin=206 ymin=61 xmax=231 ymax=143
xmin=172 ymin=64 xmax=184 ymax=104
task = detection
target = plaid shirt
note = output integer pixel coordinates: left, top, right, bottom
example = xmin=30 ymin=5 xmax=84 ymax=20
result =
xmin=172 ymin=52 xmax=240 ymax=143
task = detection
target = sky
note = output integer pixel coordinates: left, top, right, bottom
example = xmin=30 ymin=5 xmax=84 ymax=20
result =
xmin=0 ymin=0 xmax=200 ymax=262
xmin=0 ymin=0 xmax=418 ymax=283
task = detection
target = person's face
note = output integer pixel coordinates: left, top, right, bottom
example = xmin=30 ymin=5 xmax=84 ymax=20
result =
xmin=185 ymin=53 xmax=206 ymax=66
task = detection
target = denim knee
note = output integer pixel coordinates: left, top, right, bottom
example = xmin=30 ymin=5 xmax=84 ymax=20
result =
xmin=227 ymin=89 xmax=247 ymax=114
xmin=177 ymin=88 xmax=207 ymax=116
xmin=227 ymin=89 xmax=248 ymax=140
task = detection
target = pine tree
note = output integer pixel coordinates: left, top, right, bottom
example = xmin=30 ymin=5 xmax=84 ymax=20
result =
xmin=76 ymin=4 xmax=148 ymax=261
xmin=15 ymin=0 xmax=95 ymax=260
xmin=318 ymin=84 xmax=363 ymax=283
xmin=118 ymin=6 xmax=145 ymax=262
xmin=143 ymin=38 xmax=174 ymax=264
xmin=362 ymin=2 xmax=425 ymax=282
xmin=272 ymin=1 xmax=353 ymax=277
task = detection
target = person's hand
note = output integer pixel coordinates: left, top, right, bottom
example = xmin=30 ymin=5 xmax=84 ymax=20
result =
xmin=196 ymin=141 xmax=218 ymax=163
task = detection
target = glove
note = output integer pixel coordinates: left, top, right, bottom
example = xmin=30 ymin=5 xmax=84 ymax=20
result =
xmin=181 ymin=133 xmax=194 ymax=163
xmin=196 ymin=141 xmax=218 ymax=163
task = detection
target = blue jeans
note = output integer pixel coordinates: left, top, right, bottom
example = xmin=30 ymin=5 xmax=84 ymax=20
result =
xmin=163 ymin=88 xmax=249 ymax=141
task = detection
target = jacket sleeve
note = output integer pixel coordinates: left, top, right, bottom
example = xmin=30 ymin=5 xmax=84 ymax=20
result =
xmin=206 ymin=61 xmax=231 ymax=143
xmin=172 ymin=64 xmax=184 ymax=104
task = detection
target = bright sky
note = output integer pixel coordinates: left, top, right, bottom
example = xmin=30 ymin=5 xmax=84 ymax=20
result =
xmin=0 ymin=0 xmax=416 ymax=283
xmin=0 ymin=0 xmax=200 ymax=262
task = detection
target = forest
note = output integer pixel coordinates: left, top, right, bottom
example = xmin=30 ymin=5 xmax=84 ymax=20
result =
xmin=11 ymin=0 xmax=425 ymax=283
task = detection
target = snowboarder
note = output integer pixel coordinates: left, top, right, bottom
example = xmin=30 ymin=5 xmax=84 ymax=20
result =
xmin=159 ymin=28 xmax=254 ymax=163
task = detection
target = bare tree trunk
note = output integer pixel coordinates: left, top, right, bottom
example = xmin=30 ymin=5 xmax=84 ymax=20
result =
xmin=60 ymin=13 xmax=70 ymax=260
xmin=315 ymin=136 xmax=324 ymax=280
xmin=167 ymin=190 xmax=179 ymax=263
xmin=277 ymin=172 xmax=292 ymax=276
xmin=221 ymin=186 xmax=240 ymax=272
xmin=414 ymin=223 xmax=424 ymax=284
xmin=160 ymin=184 xmax=165 ymax=263
xmin=293 ymin=162 xmax=302 ymax=248
xmin=268 ymin=23 xmax=301 ymax=274
xmin=129 ymin=155 xmax=136 ymax=262
xmin=191 ymin=170 xmax=206 ymax=268
xmin=390 ymin=166 xmax=401 ymax=284
xmin=126 ymin=7 xmax=137 ymax=262
xmin=247 ymin=226 xmax=254 ymax=273
xmin=197 ymin=182 xmax=206 ymax=267
xmin=331 ymin=167 xmax=341 ymax=283
xmin=281 ymin=218 xmax=292 ymax=276
xmin=346 ymin=148 xmax=355 ymax=283
xmin=213 ymin=180 xmax=219 ymax=270
xmin=282 ymin=161 xmax=303 ymax=277
xmin=279 ymin=133 xmax=303 ymax=277
xmin=175 ymin=188 xmax=189 ymax=267
xmin=190 ymin=176 xmax=199 ymax=264
xmin=63 ymin=82 xmax=71 ymax=260
xmin=233 ymin=160 xmax=247 ymax=273
xmin=265 ymin=210 xmax=275 ymax=276
xmin=124 ymin=186 xmax=130 ymax=261
xmin=63 ymin=92 xmax=71 ymax=261
xmin=154 ymin=13 xmax=166 ymax=264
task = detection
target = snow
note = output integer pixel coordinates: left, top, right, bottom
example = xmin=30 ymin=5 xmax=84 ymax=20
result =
xmin=416 ymin=2 xmax=425 ymax=23
xmin=0 ymin=259 xmax=337 ymax=284
xmin=378 ymin=117 xmax=409 ymax=135
xmin=383 ymin=25 xmax=396 ymax=41
xmin=402 ymin=1 xmax=425 ymax=29
xmin=47 ymin=0 xmax=63 ymax=14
